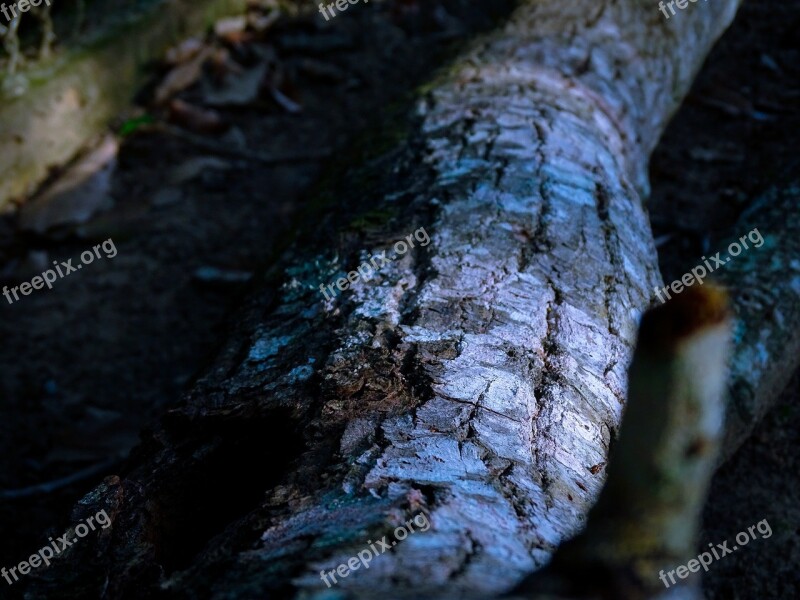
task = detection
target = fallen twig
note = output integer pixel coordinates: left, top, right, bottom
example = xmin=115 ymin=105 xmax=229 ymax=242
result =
xmin=150 ymin=123 xmax=332 ymax=165
xmin=0 ymin=456 xmax=122 ymax=500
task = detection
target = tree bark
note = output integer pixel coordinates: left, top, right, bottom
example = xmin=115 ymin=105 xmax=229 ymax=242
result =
xmin=27 ymin=1 xmax=754 ymax=598
xmin=717 ymin=178 xmax=800 ymax=458
xmin=514 ymin=285 xmax=733 ymax=600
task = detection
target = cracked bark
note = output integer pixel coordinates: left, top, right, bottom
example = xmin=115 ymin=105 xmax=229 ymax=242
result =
xmin=27 ymin=1 xmax=780 ymax=599
xmin=717 ymin=179 xmax=800 ymax=458
xmin=513 ymin=285 xmax=734 ymax=600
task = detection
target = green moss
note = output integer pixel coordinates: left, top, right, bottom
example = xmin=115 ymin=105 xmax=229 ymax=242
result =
xmin=119 ymin=114 xmax=155 ymax=137
xmin=0 ymin=0 xmax=248 ymax=209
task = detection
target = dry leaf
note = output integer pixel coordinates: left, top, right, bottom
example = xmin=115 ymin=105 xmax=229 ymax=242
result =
xmin=215 ymin=15 xmax=247 ymax=37
xmin=165 ymin=37 xmax=206 ymax=65
xmin=208 ymin=47 xmax=243 ymax=82
xmin=168 ymin=156 xmax=233 ymax=186
xmin=168 ymin=99 xmax=229 ymax=134
xmin=201 ymin=63 xmax=267 ymax=106
xmin=154 ymin=46 xmax=213 ymax=105
xmin=215 ymin=15 xmax=252 ymax=44
xmin=19 ymin=136 xmax=118 ymax=233
xmin=248 ymin=10 xmax=280 ymax=34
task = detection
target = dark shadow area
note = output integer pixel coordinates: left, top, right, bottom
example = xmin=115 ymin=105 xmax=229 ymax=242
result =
xmin=152 ymin=411 xmax=307 ymax=574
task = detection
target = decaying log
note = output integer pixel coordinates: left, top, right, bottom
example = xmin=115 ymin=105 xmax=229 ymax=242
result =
xmin=24 ymin=1 xmax=770 ymax=599
xmin=717 ymin=179 xmax=800 ymax=458
xmin=513 ymin=286 xmax=733 ymax=599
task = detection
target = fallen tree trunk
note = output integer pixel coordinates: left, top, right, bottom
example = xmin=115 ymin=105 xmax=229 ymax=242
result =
xmin=514 ymin=285 xmax=734 ymax=600
xmin=717 ymin=179 xmax=800 ymax=458
xmin=26 ymin=1 xmax=757 ymax=598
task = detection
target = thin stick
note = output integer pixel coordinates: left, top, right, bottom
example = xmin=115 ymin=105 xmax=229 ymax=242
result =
xmin=151 ymin=124 xmax=333 ymax=165
xmin=0 ymin=456 xmax=122 ymax=500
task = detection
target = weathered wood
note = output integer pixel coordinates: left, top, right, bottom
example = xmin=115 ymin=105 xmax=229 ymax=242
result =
xmin=513 ymin=286 xmax=733 ymax=599
xmin=717 ymin=180 xmax=800 ymax=458
xmin=26 ymin=1 xmax=758 ymax=598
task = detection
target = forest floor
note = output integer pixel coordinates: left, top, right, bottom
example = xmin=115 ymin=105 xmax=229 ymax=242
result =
xmin=0 ymin=0 xmax=797 ymax=597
